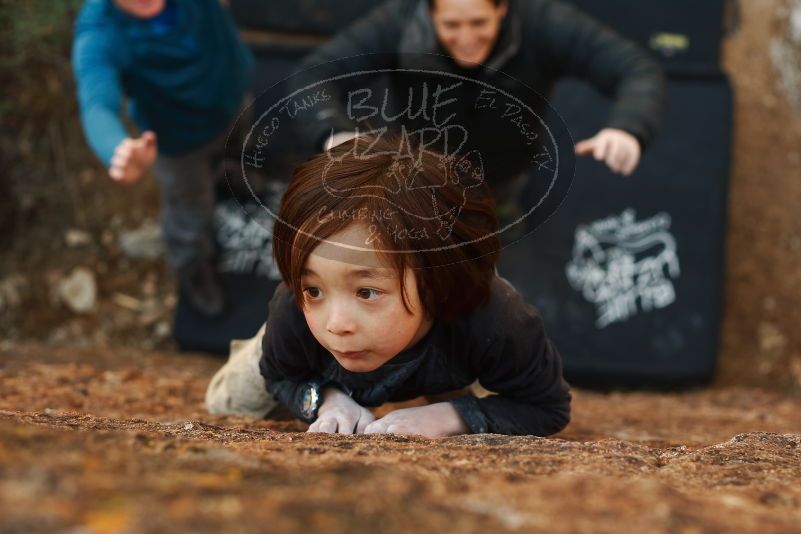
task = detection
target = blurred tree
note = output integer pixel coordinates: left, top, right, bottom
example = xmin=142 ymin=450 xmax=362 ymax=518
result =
xmin=0 ymin=0 xmax=104 ymax=264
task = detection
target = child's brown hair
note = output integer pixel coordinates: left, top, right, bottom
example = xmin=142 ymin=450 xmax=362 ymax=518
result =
xmin=272 ymin=135 xmax=500 ymax=321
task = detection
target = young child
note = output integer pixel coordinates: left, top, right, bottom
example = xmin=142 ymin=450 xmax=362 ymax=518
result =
xmin=250 ymin=135 xmax=571 ymax=438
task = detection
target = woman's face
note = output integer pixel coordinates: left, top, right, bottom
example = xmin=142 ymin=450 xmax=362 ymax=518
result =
xmin=431 ymin=0 xmax=508 ymax=68
xmin=299 ymin=224 xmax=433 ymax=373
xmin=113 ymin=0 xmax=166 ymax=19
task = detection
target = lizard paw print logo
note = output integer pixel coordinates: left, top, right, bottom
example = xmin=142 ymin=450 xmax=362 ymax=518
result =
xmin=321 ymin=140 xmax=485 ymax=245
xmin=565 ymin=209 xmax=680 ymax=329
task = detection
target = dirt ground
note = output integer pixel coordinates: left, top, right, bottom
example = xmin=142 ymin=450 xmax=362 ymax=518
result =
xmin=2 ymin=344 xmax=801 ymax=533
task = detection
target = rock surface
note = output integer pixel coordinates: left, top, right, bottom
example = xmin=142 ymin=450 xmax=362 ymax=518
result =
xmin=118 ymin=220 xmax=164 ymax=261
xmin=56 ymin=267 xmax=97 ymax=314
xmin=1 ymin=344 xmax=800 ymax=533
xmin=772 ymin=0 xmax=801 ymax=113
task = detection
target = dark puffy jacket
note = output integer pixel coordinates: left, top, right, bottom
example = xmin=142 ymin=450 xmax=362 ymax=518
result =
xmin=286 ymin=0 xmax=665 ymax=183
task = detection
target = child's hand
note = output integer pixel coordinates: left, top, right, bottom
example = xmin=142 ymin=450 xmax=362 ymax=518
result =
xmin=363 ymin=402 xmax=469 ymax=438
xmin=307 ymin=387 xmax=375 ymax=434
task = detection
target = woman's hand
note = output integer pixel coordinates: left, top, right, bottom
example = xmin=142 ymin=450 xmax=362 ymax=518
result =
xmin=307 ymin=387 xmax=375 ymax=434
xmin=363 ymin=402 xmax=469 ymax=438
xmin=323 ymin=131 xmax=358 ymax=150
xmin=575 ymin=128 xmax=641 ymax=176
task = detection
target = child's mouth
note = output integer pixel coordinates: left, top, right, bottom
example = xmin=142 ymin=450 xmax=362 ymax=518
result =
xmin=334 ymin=350 xmax=368 ymax=359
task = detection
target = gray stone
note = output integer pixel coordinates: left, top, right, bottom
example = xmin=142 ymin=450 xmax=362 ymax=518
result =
xmin=772 ymin=0 xmax=801 ymax=114
xmin=119 ymin=220 xmax=164 ymax=260
xmin=58 ymin=267 xmax=97 ymax=314
xmin=64 ymin=229 xmax=92 ymax=247
xmin=0 ymin=275 xmax=27 ymax=312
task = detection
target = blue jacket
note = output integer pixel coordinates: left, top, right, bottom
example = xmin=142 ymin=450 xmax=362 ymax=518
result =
xmin=72 ymin=0 xmax=253 ymax=166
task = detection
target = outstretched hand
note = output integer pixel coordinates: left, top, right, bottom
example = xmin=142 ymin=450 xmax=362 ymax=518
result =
xmin=575 ymin=128 xmax=641 ymax=176
xmin=307 ymin=387 xmax=375 ymax=434
xmin=109 ymin=131 xmax=158 ymax=184
xmin=363 ymin=402 xmax=469 ymax=438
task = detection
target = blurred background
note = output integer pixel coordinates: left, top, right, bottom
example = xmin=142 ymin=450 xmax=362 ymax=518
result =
xmin=1 ymin=0 xmax=801 ymax=392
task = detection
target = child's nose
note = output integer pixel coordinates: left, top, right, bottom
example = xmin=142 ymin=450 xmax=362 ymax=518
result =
xmin=326 ymin=304 xmax=356 ymax=335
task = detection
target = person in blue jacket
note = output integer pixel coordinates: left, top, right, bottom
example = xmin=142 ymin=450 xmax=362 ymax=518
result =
xmin=72 ymin=0 xmax=253 ymax=315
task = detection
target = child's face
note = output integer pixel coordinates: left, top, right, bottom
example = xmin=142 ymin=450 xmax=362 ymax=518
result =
xmin=299 ymin=224 xmax=433 ymax=373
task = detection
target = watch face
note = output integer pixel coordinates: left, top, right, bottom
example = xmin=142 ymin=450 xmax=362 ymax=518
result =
xmin=300 ymin=384 xmax=320 ymax=420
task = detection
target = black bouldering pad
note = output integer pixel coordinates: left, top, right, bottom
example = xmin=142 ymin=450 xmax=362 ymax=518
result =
xmin=173 ymin=183 xmax=285 ymax=355
xmin=498 ymin=74 xmax=733 ymax=388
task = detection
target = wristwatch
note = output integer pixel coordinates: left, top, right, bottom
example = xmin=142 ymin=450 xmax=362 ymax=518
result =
xmin=299 ymin=379 xmax=351 ymax=422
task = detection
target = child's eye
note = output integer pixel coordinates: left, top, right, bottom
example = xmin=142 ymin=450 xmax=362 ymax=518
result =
xmin=356 ymin=288 xmax=382 ymax=301
xmin=302 ymin=287 xmax=324 ymax=300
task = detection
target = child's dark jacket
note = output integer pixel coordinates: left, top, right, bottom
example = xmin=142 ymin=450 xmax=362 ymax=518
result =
xmin=259 ymin=276 xmax=571 ymax=436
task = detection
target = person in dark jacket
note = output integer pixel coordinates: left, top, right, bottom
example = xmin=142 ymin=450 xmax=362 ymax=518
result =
xmin=72 ymin=0 xmax=253 ymax=315
xmin=255 ymin=135 xmax=571 ymax=437
xmin=289 ymin=0 xmax=664 ymax=183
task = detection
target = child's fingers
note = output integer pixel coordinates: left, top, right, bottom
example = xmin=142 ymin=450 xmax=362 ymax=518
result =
xmin=355 ymin=410 xmax=375 ymax=434
xmin=319 ymin=419 xmax=338 ymax=433
xmin=363 ymin=420 xmax=387 ymax=434
xmin=335 ymin=414 xmax=358 ymax=434
xmin=308 ymin=418 xmax=337 ymax=433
